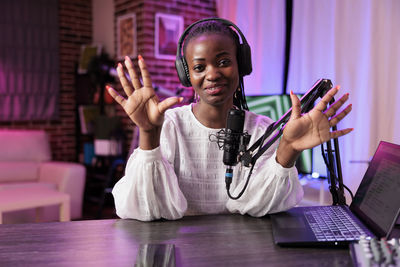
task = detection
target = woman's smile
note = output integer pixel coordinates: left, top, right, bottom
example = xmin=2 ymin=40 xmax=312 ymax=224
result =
xmin=204 ymin=84 xmax=226 ymax=95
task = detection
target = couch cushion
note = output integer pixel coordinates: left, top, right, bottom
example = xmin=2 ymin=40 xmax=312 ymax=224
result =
xmin=0 ymin=162 xmax=40 ymax=183
xmin=0 ymin=130 xmax=51 ymax=162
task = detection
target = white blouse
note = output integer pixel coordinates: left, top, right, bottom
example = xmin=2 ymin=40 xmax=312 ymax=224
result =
xmin=112 ymin=104 xmax=303 ymax=221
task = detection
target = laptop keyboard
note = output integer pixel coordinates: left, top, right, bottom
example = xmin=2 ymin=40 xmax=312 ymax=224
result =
xmin=304 ymin=206 xmax=369 ymax=241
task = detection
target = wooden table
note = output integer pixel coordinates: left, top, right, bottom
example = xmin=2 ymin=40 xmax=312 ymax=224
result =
xmin=0 ymin=187 xmax=70 ymax=223
xmin=0 ymin=214 xmax=353 ymax=266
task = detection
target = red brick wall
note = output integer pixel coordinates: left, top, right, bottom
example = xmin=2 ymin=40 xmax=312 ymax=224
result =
xmin=0 ymin=0 xmax=216 ymax=162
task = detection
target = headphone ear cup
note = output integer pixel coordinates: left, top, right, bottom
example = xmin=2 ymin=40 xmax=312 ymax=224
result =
xmin=238 ymin=43 xmax=252 ymax=76
xmin=175 ymin=56 xmax=191 ymax=87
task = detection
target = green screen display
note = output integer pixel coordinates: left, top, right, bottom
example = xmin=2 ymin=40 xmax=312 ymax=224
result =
xmin=246 ymin=94 xmax=312 ymax=174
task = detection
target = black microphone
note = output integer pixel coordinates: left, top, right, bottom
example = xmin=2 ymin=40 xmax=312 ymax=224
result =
xmin=223 ymin=109 xmax=245 ymax=191
xmin=223 ymin=109 xmax=245 ymax=166
xmin=208 ymin=108 xmax=250 ymax=195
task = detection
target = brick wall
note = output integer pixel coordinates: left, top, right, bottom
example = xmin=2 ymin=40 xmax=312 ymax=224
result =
xmin=0 ymin=0 xmax=216 ymax=162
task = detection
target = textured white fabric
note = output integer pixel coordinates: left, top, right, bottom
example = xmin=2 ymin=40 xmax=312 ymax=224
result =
xmin=112 ymin=104 xmax=304 ymax=221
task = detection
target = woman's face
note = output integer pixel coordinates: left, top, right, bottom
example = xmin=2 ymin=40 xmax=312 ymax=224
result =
xmin=185 ymin=33 xmax=239 ymax=108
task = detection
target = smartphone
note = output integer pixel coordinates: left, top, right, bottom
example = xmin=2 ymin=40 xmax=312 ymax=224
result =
xmin=135 ymin=243 xmax=175 ymax=267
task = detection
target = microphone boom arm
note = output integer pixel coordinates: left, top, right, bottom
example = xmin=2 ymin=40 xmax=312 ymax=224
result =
xmin=241 ymin=79 xmax=333 ymax=167
xmin=239 ymin=78 xmax=347 ymax=205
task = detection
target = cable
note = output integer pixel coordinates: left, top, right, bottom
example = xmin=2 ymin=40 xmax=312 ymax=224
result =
xmin=343 ymin=184 xmax=354 ymax=201
xmin=225 ymin=164 xmax=255 ymax=200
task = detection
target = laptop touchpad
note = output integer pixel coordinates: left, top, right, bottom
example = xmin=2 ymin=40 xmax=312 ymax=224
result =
xmin=274 ymin=216 xmax=307 ymax=229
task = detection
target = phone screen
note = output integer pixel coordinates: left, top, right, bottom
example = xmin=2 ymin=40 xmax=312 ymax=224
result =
xmin=135 ymin=244 xmax=175 ymax=267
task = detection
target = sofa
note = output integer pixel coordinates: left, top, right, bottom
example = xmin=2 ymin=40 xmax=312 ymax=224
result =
xmin=0 ymin=129 xmax=86 ymax=224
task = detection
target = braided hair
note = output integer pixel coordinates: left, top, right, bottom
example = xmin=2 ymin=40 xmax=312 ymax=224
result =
xmin=182 ymin=20 xmax=249 ymax=111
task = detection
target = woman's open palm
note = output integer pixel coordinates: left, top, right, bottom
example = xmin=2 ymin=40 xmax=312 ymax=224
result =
xmin=106 ymin=56 xmax=182 ymax=131
xmin=282 ymin=86 xmax=353 ymax=152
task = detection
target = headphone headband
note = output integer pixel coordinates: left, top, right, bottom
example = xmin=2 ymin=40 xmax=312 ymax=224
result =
xmin=175 ymin=17 xmax=252 ymax=87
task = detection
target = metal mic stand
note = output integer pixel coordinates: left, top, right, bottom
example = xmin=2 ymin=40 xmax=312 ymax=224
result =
xmin=241 ymin=78 xmax=333 ymax=167
xmin=239 ymin=78 xmax=346 ymax=204
xmin=321 ymin=107 xmax=346 ymax=205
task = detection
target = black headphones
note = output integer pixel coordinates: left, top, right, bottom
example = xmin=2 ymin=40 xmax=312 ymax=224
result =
xmin=175 ymin=18 xmax=252 ymax=87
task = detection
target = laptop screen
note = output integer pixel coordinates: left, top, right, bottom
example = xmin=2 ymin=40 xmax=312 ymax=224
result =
xmin=350 ymin=141 xmax=400 ymax=237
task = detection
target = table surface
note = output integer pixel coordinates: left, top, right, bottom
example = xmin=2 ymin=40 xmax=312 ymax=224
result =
xmin=0 ymin=214 xmax=353 ymax=267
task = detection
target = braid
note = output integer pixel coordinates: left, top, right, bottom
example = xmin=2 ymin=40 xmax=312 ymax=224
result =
xmin=234 ymin=77 xmax=248 ymax=110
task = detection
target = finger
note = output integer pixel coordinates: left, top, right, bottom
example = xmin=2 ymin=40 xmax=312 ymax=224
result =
xmin=289 ymin=90 xmax=301 ymax=120
xmin=158 ymin=97 xmax=184 ymax=114
xmin=329 ymin=104 xmax=352 ymax=126
xmin=117 ymin=63 xmax=134 ymax=96
xmin=330 ymin=127 xmax=353 ymax=139
xmin=106 ymin=85 xmax=126 ymax=107
xmin=124 ymin=56 xmax=142 ymax=90
xmin=314 ymin=86 xmax=340 ymax=112
xmin=324 ymin=92 xmax=350 ymax=118
xmin=138 ymin=55 xmax=153 ymax=88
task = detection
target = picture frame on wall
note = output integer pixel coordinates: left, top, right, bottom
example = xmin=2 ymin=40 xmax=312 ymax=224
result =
xmin=155 ymin=13 xmax=184 ymax=60
xmin=117 ymin=13 xmax=137 ymax=60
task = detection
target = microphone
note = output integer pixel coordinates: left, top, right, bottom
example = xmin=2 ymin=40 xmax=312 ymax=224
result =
xmin=222 ymin=109 xmax=247 ymax=191
xmin=223 ymin=109 xmax=245 ymax=166
xmin=208 ymin=108 xmax=250 ymax=191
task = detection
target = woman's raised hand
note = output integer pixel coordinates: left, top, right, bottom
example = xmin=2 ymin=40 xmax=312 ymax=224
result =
xmin=106 ymin=55 xmax=183 ymax=132
xmin=276 ymin=86 xmax=353 ymax=167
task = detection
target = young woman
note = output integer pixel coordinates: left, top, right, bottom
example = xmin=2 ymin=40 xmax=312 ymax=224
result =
xmin=107 ymin=18 xmax=352 ymax=221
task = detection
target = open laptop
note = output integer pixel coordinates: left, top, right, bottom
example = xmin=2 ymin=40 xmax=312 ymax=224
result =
xmin=271 ymin=141 xmax=400 ymax=247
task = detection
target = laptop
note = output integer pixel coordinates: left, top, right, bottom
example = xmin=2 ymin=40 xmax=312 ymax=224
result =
xmin=271 ymin=141 xmax=400 ymax=247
